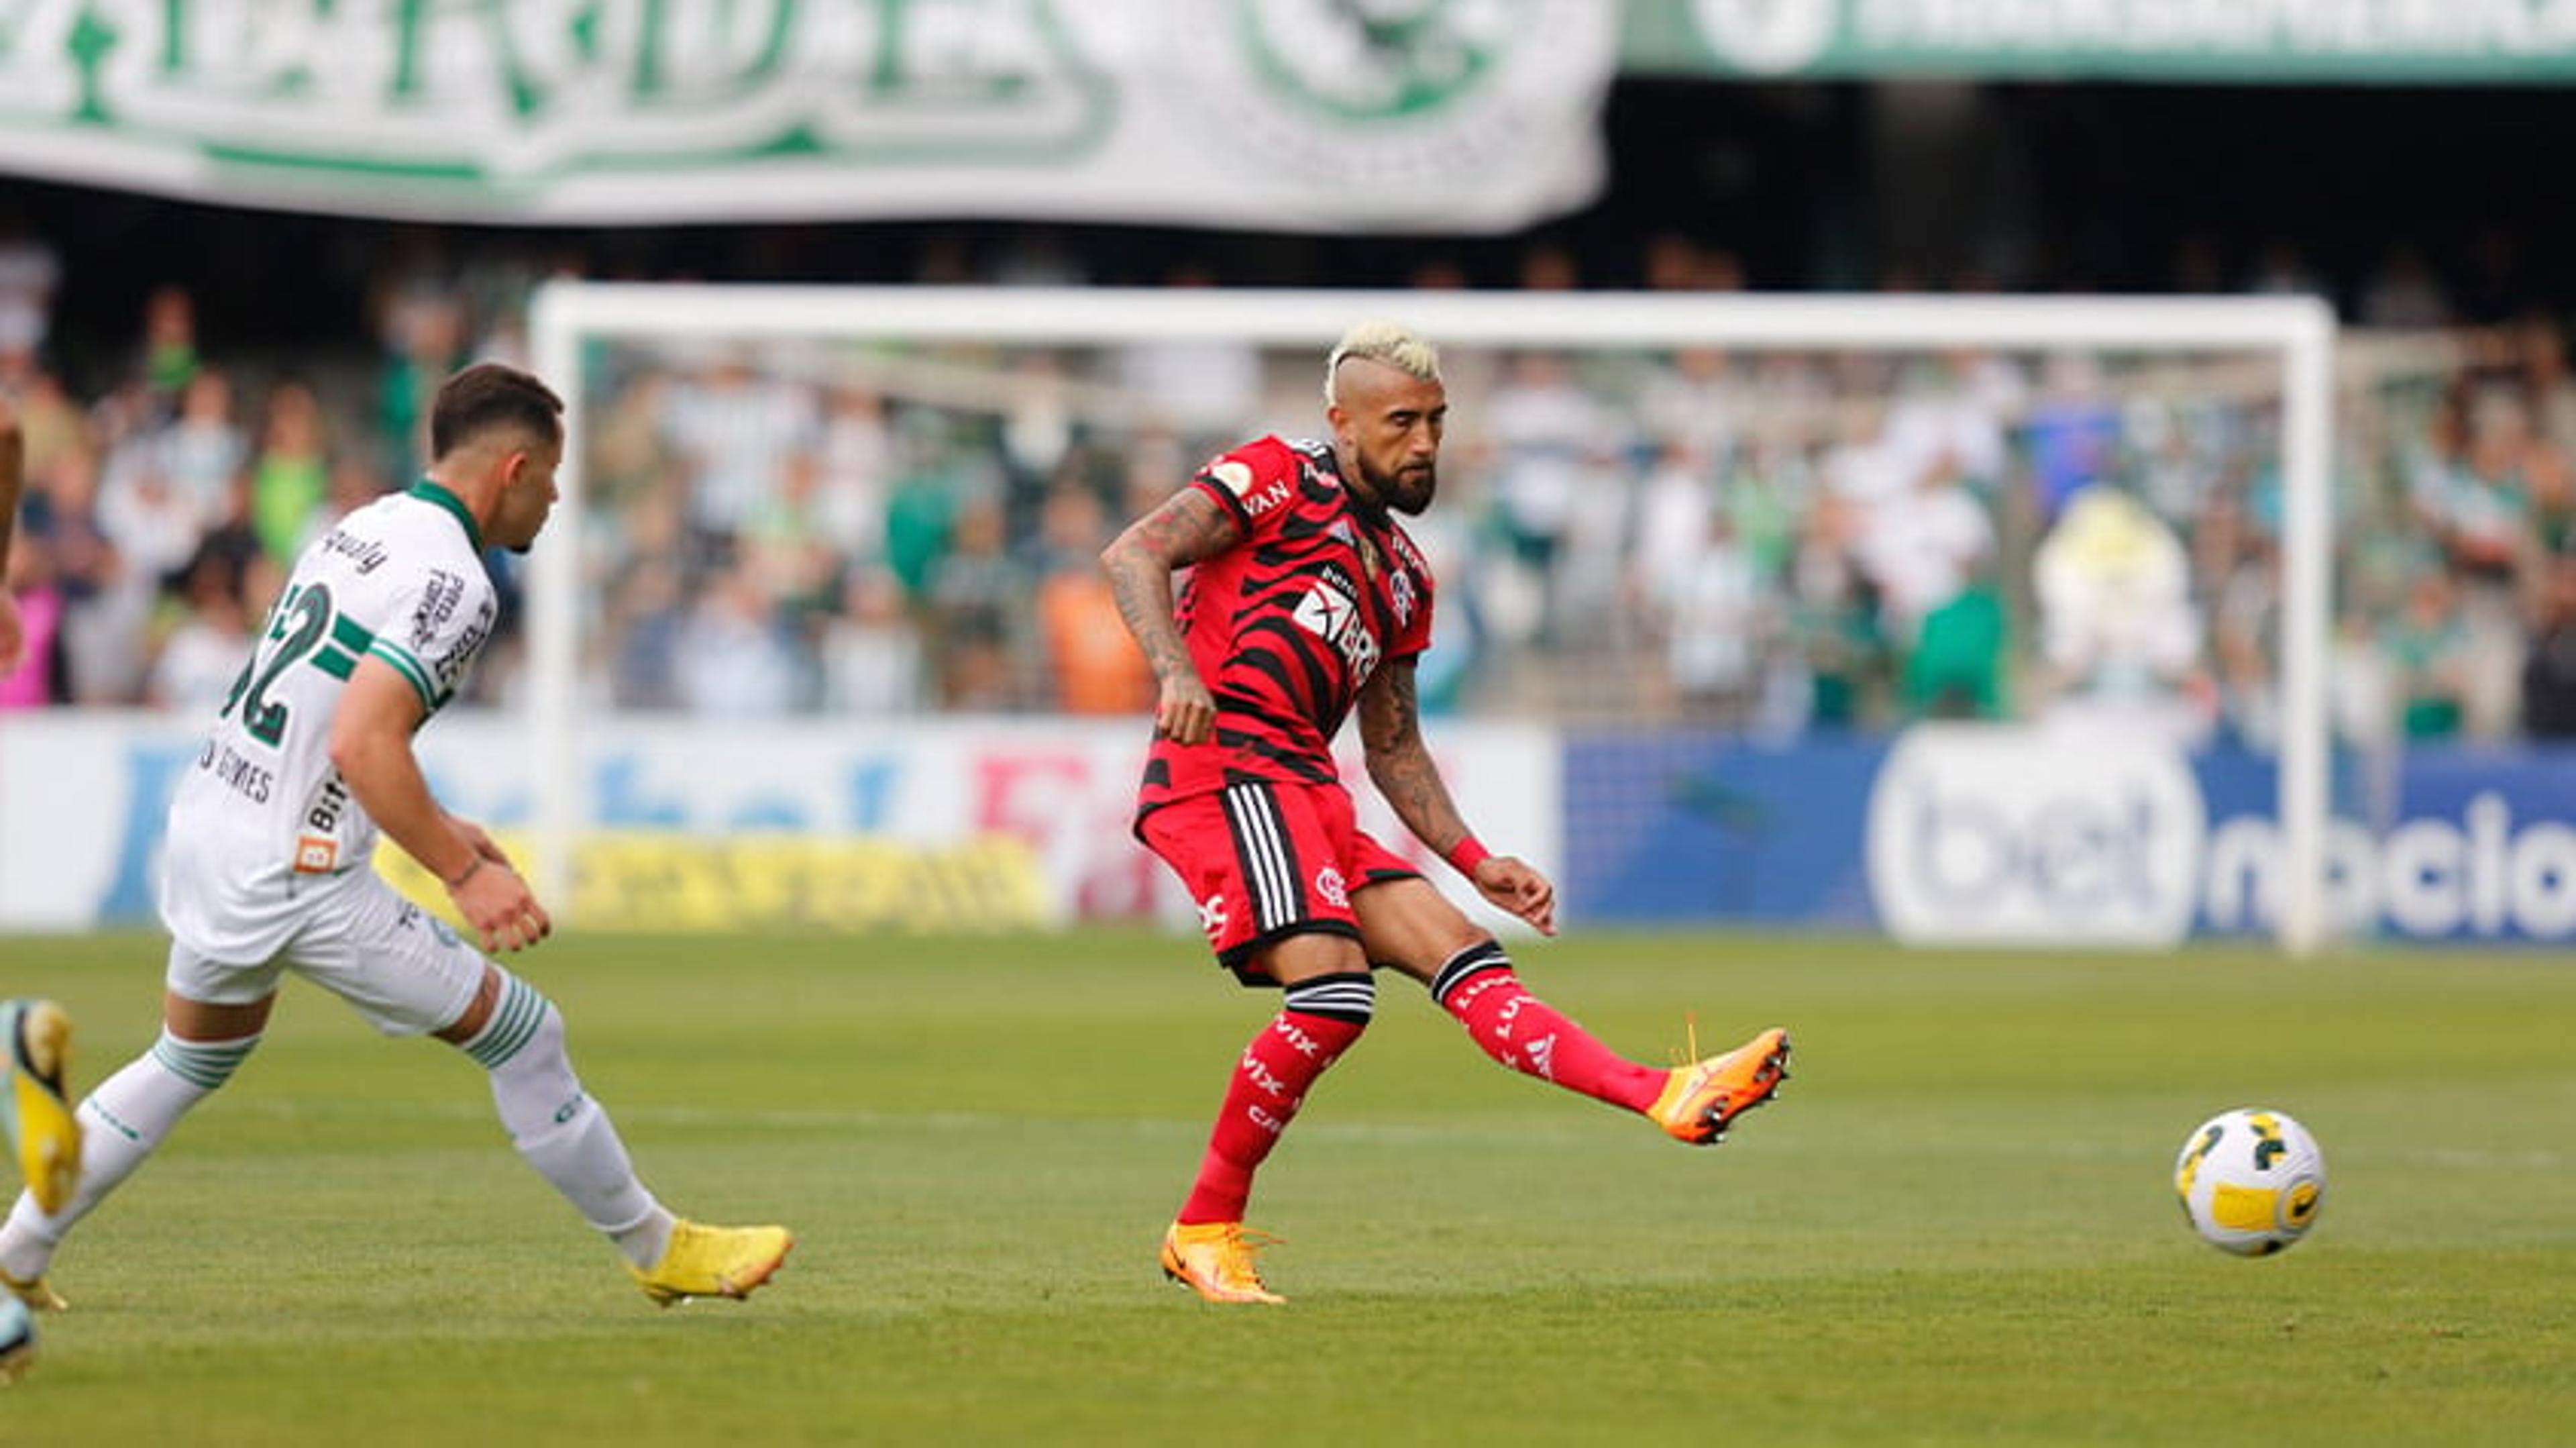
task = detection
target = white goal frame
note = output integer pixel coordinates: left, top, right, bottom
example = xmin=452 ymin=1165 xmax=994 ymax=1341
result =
xmin=528 ymin=283 xmax=2338 ymax=955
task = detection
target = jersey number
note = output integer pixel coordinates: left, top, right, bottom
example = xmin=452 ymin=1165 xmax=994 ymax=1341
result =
xmin=222 ymin=583 xmax=333 ymax=747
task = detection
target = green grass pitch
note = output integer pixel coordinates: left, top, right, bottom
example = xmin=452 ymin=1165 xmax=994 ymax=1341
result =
xmin=2 ymin=928 xmax=2571 ymax=1445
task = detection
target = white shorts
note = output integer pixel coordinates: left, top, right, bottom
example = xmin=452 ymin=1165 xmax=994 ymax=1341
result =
xmin=165 ymin=870 xmax=489 ymax=1037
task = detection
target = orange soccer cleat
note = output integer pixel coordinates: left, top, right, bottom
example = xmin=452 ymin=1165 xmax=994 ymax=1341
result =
xmin=1650 ymin=1026 xmax=1792 ymax=1146
xmin=1160 ymin=1221 xmax=1287 ymax=1305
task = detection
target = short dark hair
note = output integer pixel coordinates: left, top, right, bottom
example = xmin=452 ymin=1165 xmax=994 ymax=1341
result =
xmin=429 ymin=362 xmax=564 ymax=460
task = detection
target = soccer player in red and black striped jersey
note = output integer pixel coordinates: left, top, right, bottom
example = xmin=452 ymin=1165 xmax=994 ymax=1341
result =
xmin=1103 ymin=321 xmax=1792 ymax=1305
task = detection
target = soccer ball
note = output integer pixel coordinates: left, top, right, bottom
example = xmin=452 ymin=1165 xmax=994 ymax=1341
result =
xmin=0 ymin=1293 xmax=34 ymax=1384
xmin=2174 ymin=1108 xmax=2326 ymax=1256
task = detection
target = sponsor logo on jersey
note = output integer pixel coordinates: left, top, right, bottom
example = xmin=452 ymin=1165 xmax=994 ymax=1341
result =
xmin=1293 ymin=578 xmax=1381 ymax=682
xmin=294 ymin=835 xmax=339 ymax=874
xmin=1210 ymin=458 xmax=1291 ymax=518
xmin=306 ymin=774 xmax=352 ymax=835
xmin=1197 ymin=891 xmax=1230 ymax=940
xmin=317 ymin=526 xmax=392 ymax=575
xmin=412 ymin=570 xmax=468 ymax=648
xmin=432 ymin=600 xmax=498 ymax=694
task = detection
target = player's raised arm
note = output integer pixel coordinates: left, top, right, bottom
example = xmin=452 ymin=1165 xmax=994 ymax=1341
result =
xmin=1358 ymin=656 xmax=1556 ymax=936
xmin=1099 ymin=485 xmax=1242 ymax=745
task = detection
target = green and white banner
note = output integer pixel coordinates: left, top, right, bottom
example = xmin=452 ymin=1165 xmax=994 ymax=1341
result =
xmin=1631 ymin=0 xmax=2576 ymax=81
xmin=0 ymin=0 xmax=1615 ymax=230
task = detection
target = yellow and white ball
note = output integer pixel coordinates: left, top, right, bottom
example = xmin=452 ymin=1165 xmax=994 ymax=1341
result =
xmin=2175 ymin=1108 xmax=2326 ymax=1256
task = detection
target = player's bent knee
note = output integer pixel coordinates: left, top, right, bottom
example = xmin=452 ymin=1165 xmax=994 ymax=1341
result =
xmin=150 ymin=1027 xmax=262 ymax=1092
xmin=458 ymin=971 xmax=560 ymax=1072
xmin=1282 ymin=970 xmax=1376 ymax=1027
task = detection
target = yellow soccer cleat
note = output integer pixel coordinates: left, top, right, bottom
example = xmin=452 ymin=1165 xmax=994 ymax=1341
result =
xmin=629 ymin=1220 xmax=793 ymax=1307
xmin=0 ymin=1294 xmax=32 ymax=1386
xmin=0 ymin=1266 xmax=64 ymax=1314
xmin=2 ymin=1000 xmax=80 ymax=1217
xmin=1650 ymin=1026 xmax=1792 ymax=1146
xmin=1160 ymin=1221 xmax=1286 ymax=1305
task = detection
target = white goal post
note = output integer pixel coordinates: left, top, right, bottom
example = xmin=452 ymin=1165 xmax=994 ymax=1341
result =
xmin=527 ymin=283 xmax=2338 ymax=955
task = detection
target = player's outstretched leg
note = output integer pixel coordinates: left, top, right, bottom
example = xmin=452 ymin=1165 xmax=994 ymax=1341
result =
xmin=460 ymin=970 xmax=792 ymax=1306
xmin=2 ymin=1000 xmax=80 ymax=1219
xmin=1429 ymin=940 xmax=1792 ymax=1145
xmin=0 ymin=1025 xmax=258 ymax=1310
xmin=1161 ymin=972 xmax=1375 ymax=1306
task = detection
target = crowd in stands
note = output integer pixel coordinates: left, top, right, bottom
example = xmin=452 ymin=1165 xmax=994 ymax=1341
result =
xmin=8 ymin=220 xmax=2576 ymax=755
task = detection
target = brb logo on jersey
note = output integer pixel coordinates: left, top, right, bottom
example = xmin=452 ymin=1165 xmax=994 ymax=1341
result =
xmin=1293 ymin=568 xmax=1381 ymax=682
xmin=1197 ymin=892 xmax=1231 ymax=941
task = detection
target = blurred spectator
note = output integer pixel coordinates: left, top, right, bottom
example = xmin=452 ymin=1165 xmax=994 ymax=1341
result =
xmin=883 ymin=411 xmax=965 ymax=603
xmin=95 ymin=448 xmax=201 ymax=587
xmin=146 ymin=550 xmax=252 ymax=715
xmin=674 ymin=562 xmax=802 ymax=718
xmin=604 ymin=557 xmax=687 ymax=711
xmin=925 ymin=495 xmax=1026 ymax=710
xmin=0 ymin=219 xmax=59 ymax=370
xmin=2245 ymin=239 xmax=2326 ymax=299
xmin=1856 ymin=451 xmax=1994 ymax=650
xmin=2520 ymin=554 xmax=2576 ymax=738
xmin=1031 ymin=486 xmax=1150 ymax=715
xmin=0 ymin=525 xmax=62 ymax=707
xmin=377 ymin=288 xmax=470 ymax=476
xmin=249 ymin=382 xmax=330 ymax=566
xmin=1483 ymin=350 xmax=1601 ymax=636
xmin=822 ymin=566 xmax=925 ymax=715
xmin=2384 ymin=568 xmax=2473 ymax=740
xmin=659 ymin=349 xmax=819 ymax=546
xmin=1902 ymin=564 xmax=2008 ymax=721
xmin=40 ymin=448 xmax=154 ymax=704
xmin=136 ymin=285 xmax=201 ymax=422
xmin=2021 ymin=353 xmax=2120 ymax=521
xmin=1655 ymin=506 xmax=1766 ymax=725
xmin=1783 ymin=490 xmax=1883 ymax=729
xmin=2360 ymin=242 xmax=2453 ymax=329
xmin=2032 ymin=485 xmax=2209 ymax=743
xmin=154 ymin=368 xmax=248 ymax=524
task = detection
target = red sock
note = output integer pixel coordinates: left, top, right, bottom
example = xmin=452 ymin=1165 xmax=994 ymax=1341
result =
xmin=1177 ymin=973 xmax=1373 ymax=1225
xmin=1432 ymin=942 xmax=1662 ymax=1114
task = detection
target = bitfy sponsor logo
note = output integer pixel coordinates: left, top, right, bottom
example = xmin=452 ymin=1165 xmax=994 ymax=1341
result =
xmin=1866 ymin=725 xmax=2204 ymax=946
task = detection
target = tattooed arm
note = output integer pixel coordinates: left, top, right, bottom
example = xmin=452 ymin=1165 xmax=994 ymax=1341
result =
xmin=1360 ymin=658 xmax=1557 ymax=934
xmin=1099 ymin=485 xmax=1243 ymax=745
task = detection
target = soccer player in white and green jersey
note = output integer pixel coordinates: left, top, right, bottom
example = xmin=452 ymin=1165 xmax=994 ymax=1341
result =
xmin=0 ymin=364 xmax=791 ymax=1311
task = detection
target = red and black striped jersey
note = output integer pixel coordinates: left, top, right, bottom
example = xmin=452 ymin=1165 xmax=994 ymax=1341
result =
xmin=1137 ymin=435 xmax=1436 ymax=815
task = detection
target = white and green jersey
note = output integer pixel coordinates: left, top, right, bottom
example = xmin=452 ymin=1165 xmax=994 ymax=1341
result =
xmin=162 ymin=480 xmax=497 ymax=961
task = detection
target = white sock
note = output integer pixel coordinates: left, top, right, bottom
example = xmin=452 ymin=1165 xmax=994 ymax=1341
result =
xmin=466 ymin=975 xmax=673 ymax=1270
xmin=0 ymin=1032 xmax=254 ymax=1281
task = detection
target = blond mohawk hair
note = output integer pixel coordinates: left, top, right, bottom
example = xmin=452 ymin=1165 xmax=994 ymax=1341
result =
xmin=1325 ymin=319 xmax=1440 ymax=407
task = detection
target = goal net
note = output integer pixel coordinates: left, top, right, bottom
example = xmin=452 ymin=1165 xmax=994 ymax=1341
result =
xmin=523 ymin=284 xmax=2340 ymax=953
